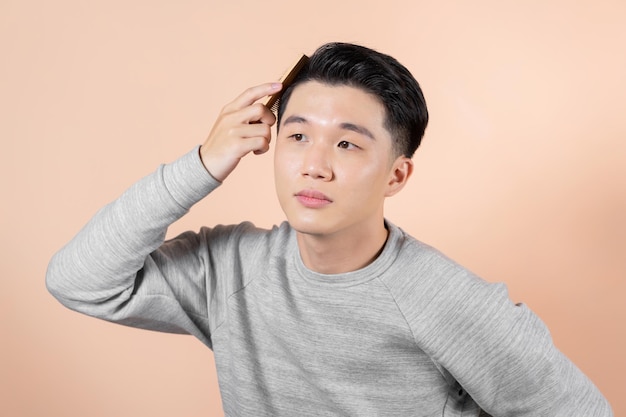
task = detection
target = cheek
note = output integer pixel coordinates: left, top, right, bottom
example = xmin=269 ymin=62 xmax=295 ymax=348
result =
xmin=273 ymin=148 xmax=298 ymax=195
xmin=343 ymin=164 xmax=392 ymax=203
xmin=274 ymin=148 xmax=298 ymax=177
xmin=340 ymin=159 xmax=388 ymax=186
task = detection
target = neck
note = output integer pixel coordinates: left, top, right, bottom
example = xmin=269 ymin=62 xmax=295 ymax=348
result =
xmin=295 ymin=221 xmax=389 ymax=275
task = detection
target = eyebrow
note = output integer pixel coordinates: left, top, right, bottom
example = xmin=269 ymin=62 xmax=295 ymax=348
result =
xmin=282 ymin=115 xmax=376 ymax=140
xmin=339 ymin=122 xmax=375 ymax=140
xmin=282 ymin=115 xmax=308 ymax=126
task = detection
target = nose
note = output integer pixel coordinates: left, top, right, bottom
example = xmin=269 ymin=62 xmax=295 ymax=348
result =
xmin=301 ymin=142 xmax=332 ymax=181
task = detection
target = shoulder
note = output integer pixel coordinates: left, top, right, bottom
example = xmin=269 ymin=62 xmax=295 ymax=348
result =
xmin=195 ymin=220 xmax=295 ymax=266
xmin=382 ymin=221 xmax=506 ymax=318
xmin=383 ymin=221 xmax=475 ymax=288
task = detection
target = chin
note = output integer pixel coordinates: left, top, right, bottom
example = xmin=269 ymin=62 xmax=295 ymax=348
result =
xmin=284 ymin=216 xmax=336 ymax=237
xmin=286 ymin=219 xmax=325 ymax=236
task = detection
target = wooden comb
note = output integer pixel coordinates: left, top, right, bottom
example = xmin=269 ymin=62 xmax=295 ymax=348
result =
xmin=263 ymin=54 xmax=310 ymax=113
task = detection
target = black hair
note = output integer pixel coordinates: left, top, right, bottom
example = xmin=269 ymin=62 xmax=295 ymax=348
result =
xmin=277 ymin=42 xmax=428 ymax=158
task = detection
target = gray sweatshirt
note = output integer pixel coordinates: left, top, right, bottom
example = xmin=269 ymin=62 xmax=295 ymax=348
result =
xmin=46 ymin=147 xmax=612 ymax=416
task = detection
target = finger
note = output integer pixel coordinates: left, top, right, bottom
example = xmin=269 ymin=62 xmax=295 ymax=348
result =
xmin=232 ymin=122 xmax=272 ymax=140
xmin=231 ymin=102 xmax=276 ymax=125
xmin=223 ymin=83 xmax=282 ymax=113
xmin=232 ymin=133 xmax=270 ymax=156
xmin=253 ymin=138 xmax=271 ymax=155
xmin=257 ymin=103 xmax=278 ymax=125
xmin=231 ymin=123 xmax=272 ymax=155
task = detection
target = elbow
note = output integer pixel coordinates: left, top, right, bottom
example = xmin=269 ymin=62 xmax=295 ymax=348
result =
xmin=45 ymin=252 xmax=73 ymax=307
xmin=45 ymin=250 xmax=97 ymax=309
xmin=45 ymin=249 xmax=137 ymax=318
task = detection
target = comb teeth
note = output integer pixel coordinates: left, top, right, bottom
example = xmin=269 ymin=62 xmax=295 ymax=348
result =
xmin=264 ymin=54 xmax=309 ymax=113
xmin=264 ymin=92 xmax=281 ymax=113
xmin=270 ymin=97 xmax=281 ymax=113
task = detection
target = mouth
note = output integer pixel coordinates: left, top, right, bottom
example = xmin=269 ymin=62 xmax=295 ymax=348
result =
xmin=295 ymin=189 xmax=333 ymax=208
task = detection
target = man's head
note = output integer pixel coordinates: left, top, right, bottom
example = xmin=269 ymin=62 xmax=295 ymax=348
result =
xmin=277 ymin=42 xmax=428 ymax=158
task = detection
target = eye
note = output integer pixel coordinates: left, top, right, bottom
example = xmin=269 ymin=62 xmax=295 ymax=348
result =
xmin=289 ymin=133 xmax=306 ymax=142
xmin=337 ymin=140 xmax=357 ymax=149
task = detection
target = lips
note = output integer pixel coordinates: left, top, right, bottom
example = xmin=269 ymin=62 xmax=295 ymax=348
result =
xmin=295 ymin=189 xmax=333 ymax=208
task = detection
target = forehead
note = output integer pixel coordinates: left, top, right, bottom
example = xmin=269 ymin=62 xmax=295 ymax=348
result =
xmin=281 ymin=81 xmax=387 ymax=132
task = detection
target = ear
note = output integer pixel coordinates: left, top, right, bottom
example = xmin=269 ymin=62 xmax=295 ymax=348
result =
xmin=385 ymin=156 xmax=413 ymax=197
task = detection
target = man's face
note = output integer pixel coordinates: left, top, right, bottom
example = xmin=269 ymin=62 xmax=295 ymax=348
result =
xmin=274 ymin=81 xmax=409 ymax=238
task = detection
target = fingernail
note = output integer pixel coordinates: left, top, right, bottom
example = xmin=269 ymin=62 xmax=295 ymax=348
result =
xmin=271 ymin=83 xmax=282 ymax=89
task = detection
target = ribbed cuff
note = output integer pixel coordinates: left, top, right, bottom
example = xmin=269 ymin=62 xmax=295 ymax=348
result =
xmin=162 ymin=146 xmax=221 ymax=209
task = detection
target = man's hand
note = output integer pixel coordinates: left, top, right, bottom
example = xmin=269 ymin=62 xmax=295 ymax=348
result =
xmin=200 ymin=83 xmax=282 ymax=182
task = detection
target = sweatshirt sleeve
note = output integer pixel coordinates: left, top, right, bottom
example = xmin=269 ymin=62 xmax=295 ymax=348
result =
xmin=46 ymin=146 xmax=220 ymax=347
xmin=392 ymin=245 xmax=613 ymax=417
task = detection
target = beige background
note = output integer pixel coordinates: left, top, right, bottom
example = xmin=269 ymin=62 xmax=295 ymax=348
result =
xmin=1 ymin=0 xmax=624 ymax=416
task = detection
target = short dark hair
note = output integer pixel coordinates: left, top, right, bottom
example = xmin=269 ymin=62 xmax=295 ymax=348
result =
xmin=277 ymin=42 xmax=428 ymax=158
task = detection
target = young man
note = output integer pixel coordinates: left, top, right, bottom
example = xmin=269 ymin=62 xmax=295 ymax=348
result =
xmin=47 ymin=43 xmax=612 ymax=416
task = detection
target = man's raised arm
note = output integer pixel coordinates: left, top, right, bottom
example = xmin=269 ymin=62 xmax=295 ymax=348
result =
xmin=45 ymin=83 xmax=281 ymax=343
